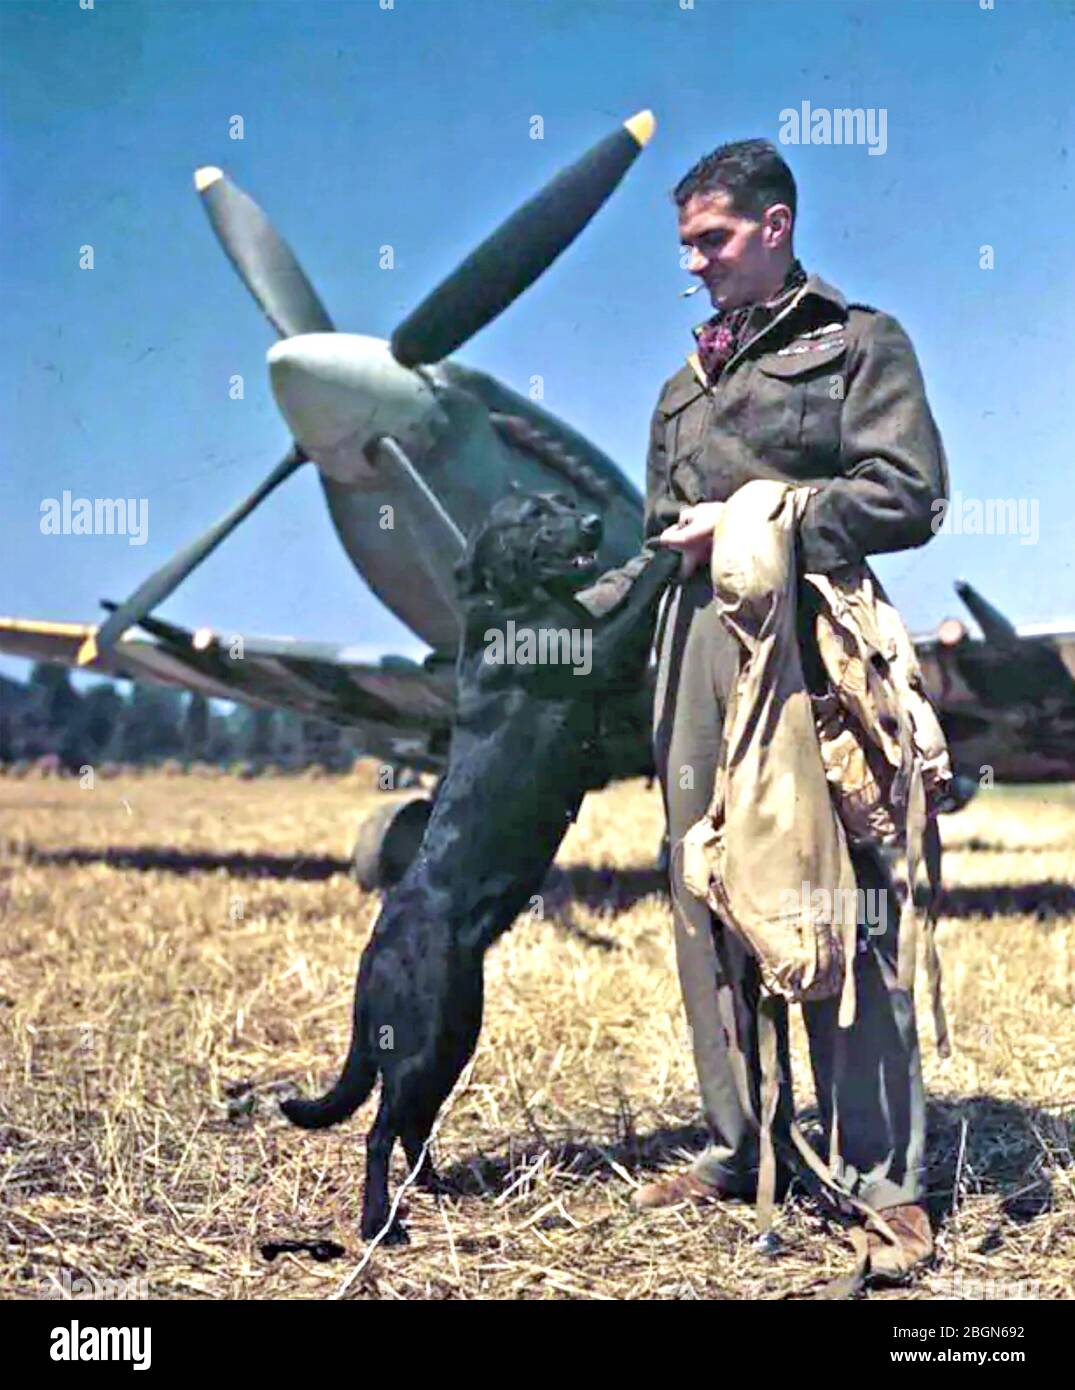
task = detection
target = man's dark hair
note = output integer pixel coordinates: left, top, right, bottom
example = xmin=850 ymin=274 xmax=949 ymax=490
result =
xmin=673 ymin=139 xmax=797 ymax=221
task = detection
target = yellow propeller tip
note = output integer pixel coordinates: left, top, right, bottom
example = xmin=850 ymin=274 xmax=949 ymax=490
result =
xmin=624 ymin=110 xmax=656 ymax=148
xmin=194 ymin=166 xmax=224 ymax=192
xmin=76 ymin=634 xmax=99 ymax=667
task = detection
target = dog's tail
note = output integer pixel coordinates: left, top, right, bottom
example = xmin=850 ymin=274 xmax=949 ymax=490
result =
xmin=280 ymin=1018 xmax=378 ymax=1130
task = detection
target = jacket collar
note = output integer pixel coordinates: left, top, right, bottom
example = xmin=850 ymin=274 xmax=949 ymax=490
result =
xmin=802 ymin=273 xmax=847 ymax=312
xmin=689 ymin=271 xmax=848 ymax=384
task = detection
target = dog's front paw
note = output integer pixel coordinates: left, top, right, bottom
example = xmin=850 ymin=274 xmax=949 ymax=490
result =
xmin=366 ymin=1220 xmax=410 ymax=1248
xmin=361 ymin=1206 xmax=411 ymax=1245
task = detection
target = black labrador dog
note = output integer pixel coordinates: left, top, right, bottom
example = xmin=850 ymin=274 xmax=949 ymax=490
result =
xmin=282 ymin=491 xmax=676 ymax=1242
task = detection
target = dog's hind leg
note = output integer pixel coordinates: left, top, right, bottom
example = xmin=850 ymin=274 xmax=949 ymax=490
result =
xmin=361 ymin=1093 xmax=407 ymax=1245
xmin=397 ymin=1023 xmax=482 ymax=1199
xmin=401 ymin=1126 xmax=441 ymax=1192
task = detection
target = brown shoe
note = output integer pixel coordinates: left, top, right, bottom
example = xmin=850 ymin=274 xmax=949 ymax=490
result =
xmin=867 ymin=1203 xmax=934 ymax=1283
xmin=631 ymin=1168 xmax=752 ymax=1210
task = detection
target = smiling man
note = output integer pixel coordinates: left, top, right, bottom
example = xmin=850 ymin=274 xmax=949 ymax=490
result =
xmin=632 ymin=139 xmax=949 ymax=1283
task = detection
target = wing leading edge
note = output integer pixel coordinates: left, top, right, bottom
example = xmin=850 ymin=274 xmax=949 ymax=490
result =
xmin=0 ymin=616 xmax=455 ymax=772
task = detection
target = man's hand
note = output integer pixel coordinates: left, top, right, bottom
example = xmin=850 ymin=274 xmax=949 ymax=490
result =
xmin=655 ymin=501 xmax=726 ymax=578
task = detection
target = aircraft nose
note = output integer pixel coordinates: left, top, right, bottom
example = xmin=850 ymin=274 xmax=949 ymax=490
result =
xmin=267 ymin=333 xmax=439 ymax=483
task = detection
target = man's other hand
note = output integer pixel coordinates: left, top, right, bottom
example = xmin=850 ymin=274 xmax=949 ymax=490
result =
xmin=655 ymin=501 xmax=727 ymax=578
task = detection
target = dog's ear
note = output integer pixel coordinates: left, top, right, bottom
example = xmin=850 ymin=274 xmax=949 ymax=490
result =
xmin=487 ymin=526 xmax=538 ymax=606
xmin=454 ymin=550 xmax=487 ymax=600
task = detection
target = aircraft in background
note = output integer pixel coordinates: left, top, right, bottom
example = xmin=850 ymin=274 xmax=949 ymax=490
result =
xmin=913 ymin=581 xmax=1075 ymax=803
xmin=3 ymin=110 xmax=1073 ymax=877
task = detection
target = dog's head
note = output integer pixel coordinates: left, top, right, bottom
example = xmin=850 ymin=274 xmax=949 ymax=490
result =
xmin=456 ymin=491 xmax=603 ymax=608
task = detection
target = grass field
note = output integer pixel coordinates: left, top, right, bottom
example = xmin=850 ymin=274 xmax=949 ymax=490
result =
xmin=1 ymin=771 xmax=1072 ymax=1301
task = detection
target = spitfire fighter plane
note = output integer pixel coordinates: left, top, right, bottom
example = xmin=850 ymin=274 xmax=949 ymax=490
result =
xmin=3 ymin=109 xmax=1074 ymax=876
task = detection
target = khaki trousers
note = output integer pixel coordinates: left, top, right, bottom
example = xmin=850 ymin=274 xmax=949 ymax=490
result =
xmin=652 ymin=568 xmax=926 ymax=1210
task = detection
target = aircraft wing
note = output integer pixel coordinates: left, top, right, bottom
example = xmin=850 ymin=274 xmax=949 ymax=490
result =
xmin=0 ymin=615 xmax=456 ymax=772
xmin=8 ymin=579 xmax=1074 ymax=787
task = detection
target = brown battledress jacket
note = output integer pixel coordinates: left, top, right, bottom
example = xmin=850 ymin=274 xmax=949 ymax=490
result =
xmin=648 ymin=272 xmax=948 ymax=572
xmin=580 ymin=272 xmax=949 ymax=617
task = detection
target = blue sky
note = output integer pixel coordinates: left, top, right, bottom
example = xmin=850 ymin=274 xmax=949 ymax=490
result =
xmin=2 ymin=0 xmax=1073 ymax=684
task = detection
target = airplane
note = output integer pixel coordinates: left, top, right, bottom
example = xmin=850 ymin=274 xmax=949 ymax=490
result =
xmin=3 ymin=109 xmax=1073 ymax=882
xmin=912 ymin=581 xmax=1075 ymax=803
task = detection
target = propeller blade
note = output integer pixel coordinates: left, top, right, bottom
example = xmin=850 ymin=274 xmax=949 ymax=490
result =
xmin=390 ymin=109 xmax=655 ymax=367
xmin=78 ymin=448 xmax=307 ymax=665
xmin=955 ymin=579 xmax=1019 ymax=648
xmin=195 ymin=167 xmax=334 ymax=338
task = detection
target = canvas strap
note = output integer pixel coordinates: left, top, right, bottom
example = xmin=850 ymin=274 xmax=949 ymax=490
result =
xmin=899 ymin=757 xmax=951 ymax=1058
xmin=923 ymin=812 xmax=950 ymax=1057
xmin=755 ymin=995 xmax=903 ymax=1299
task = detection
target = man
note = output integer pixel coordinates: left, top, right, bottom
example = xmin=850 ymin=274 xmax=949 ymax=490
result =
xmin=631 ymin=139 xmax=948 ymax=1281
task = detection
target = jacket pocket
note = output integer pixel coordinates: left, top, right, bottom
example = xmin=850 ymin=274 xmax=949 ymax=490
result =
xmin=662 ymin=392 xmax=712 ymax=503
xmin=754 ymin=339 xmax=847 ymax=469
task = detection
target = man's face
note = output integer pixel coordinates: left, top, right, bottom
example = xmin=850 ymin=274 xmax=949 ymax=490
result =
xmin=678 ymin=189 xmax=791 ymax=311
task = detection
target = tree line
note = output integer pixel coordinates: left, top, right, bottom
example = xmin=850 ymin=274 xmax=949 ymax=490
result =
xmin=0 ymin=663 xmax=363 ymax=771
